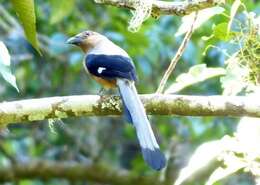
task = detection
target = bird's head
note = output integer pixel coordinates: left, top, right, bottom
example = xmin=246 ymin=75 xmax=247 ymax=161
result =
xmin=66 ymin=30 xmax=105 ymax=52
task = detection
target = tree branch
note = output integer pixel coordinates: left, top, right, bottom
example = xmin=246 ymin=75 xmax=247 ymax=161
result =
xmin=94 ymin=0 xmax=224 ymax=16
xmin=0 ymin=160 xmax=160 ymax=184
xmin=156 ymin=11 xmax=198 ymax=93
xmin=0 ymin=94 xmax=259 ymax=126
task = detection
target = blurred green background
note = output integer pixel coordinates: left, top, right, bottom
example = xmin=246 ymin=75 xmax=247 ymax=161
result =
xmin=0 ymin=0 xmax=259 ymax=184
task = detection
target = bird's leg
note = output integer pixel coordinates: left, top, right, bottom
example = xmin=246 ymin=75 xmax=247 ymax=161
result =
xmin=99 ymin=87 xmax=109 ymax=101
xmin=98 ymin=87 xmax=115 ymax=101
xmin=98 ymin=87 xmax=106 ymax=96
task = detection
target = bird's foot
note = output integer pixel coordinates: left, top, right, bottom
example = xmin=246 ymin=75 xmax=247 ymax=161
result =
xmin=98 ymin=87 xmax=106 ymax=96
xmin=98 ymin=87 xmax=107 ymax=101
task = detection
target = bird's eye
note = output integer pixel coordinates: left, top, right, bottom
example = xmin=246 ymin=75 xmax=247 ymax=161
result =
xmin=84 ymin=32 xmax=90 ymax=37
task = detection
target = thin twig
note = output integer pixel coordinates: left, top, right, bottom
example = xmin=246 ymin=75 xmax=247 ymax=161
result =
xmin=156 ymin=11 xmax=198 ymax=94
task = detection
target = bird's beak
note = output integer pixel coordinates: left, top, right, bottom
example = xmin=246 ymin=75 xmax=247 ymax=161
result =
xmin=66 ymin=36 xmax=82 ymax=45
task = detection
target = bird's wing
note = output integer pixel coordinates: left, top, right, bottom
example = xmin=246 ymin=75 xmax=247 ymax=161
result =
xmin=85 ymin=54 xmax=137 ymax=81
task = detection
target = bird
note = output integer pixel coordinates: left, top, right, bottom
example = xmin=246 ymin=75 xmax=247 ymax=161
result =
xmin=66 ymin=31 xmax=166 ymax=170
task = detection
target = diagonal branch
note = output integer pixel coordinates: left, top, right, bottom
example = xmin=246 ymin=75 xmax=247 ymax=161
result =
xmin=0 ymin=94 xmax=259 ymax=126
xmin=156 ymin=11 xmax=198 ymax=93
xmin=94 ymin=0 xmax=224 ymax=16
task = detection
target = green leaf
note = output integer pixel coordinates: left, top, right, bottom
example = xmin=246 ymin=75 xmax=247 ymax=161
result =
xmin=203 ymin=22 xmax=238 ymax=45
xmin=50 ymin=0 xmax=75 ymax=24
xmin=174 ymin=141 xmax=223 ymax=185
xmin=227 ymin=0 xmax=241 ymax=34
xmin=0 ymin=41 xmax=19 ymax=92
xmin=175 ymin=7 xmax=225 ymax=36
xmin=213 ymin=22 xmax=230 ymax=41
xmin=11 ymin=0 xmax=40 ymax=53
xmin=166 ymin=64 xmax=226 ymax=94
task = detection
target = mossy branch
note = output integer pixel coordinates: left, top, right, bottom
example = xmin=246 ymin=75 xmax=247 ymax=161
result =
xmin=0 ymin=94 xmax=259 ymax=126
xmin=94 ymin=0 xmax=224 ymax=16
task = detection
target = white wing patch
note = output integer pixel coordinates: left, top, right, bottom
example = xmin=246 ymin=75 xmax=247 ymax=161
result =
xmin=97 ymin=67 xmax=106 ymax=74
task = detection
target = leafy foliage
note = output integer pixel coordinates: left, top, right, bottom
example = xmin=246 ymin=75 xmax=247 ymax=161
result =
xmin=165 ymin=64 xmax=226 ymax=94
xmin=0 ymin=41 xmax=19 ymax=91
xmin=175 ymin=116 xmax=260 ymax=185
xmin=174 ymin=140 xmax=223 ymax=185
xmin=175 ymin=7 xmax=225 ymax=36
xmin=174 ymin=2 xmax=260 ymax=184
xmin=10 ymin=0 xmax=40 ymax=53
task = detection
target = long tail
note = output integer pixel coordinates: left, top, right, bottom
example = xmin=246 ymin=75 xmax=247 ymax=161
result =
xmin=117 ymin=78 xmax=166 ymax=170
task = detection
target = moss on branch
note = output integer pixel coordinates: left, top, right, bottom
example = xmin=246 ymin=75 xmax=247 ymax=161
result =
xmin=0 ymin=94 xmax=259 ymax=126
xmin=94 ymin=0 xmax=224 ymax=16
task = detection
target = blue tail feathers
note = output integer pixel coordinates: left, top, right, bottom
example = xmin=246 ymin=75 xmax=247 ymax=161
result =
xmin=119 ymin=88 xmax=166 ymax=170
xmin=119 ymin=89 xmax=133 ymax=124
xmin=142 ymin=148 xmax=166 ymax=170
xmin=117 ymin=79 xmax=166 ymax=170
